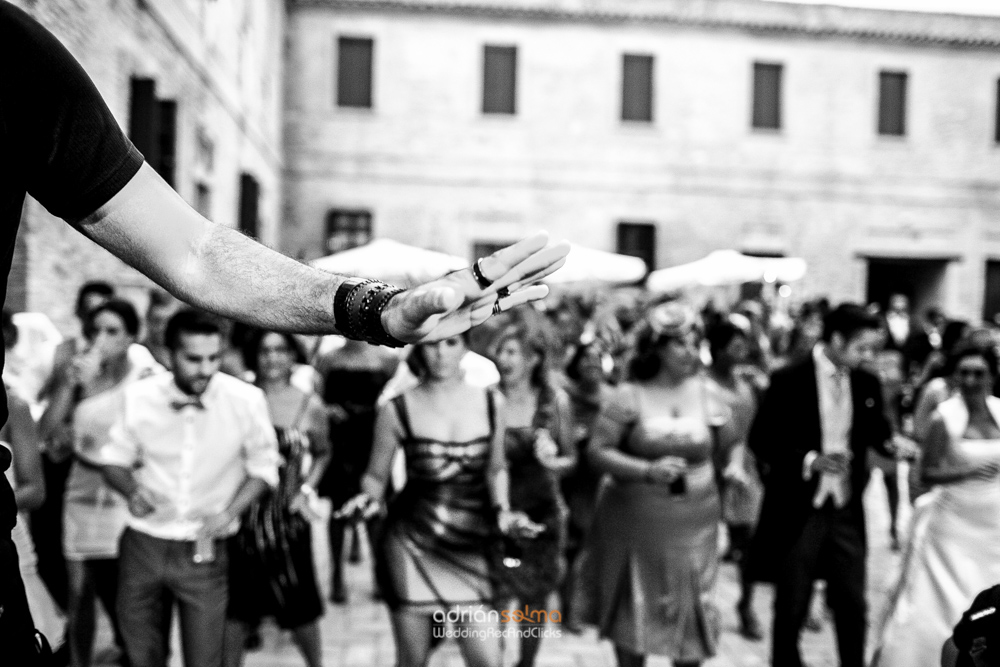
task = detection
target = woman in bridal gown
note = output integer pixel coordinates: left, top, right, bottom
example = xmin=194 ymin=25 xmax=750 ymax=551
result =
xmin=871 ymin=342 xmax=1000 ymax=667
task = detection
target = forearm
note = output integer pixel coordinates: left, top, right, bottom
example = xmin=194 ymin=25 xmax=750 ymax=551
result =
xmin=224 ymin=476 xmax=269 ymax=520
xmin=102 ymin=465 xmax=139 ymax=499
xmin=78 ymin=164 xmax=350 ymax=334
xmin=175 ymin=225 xmax=349 ymax=333
xmin=14 ymin=482 xmax=45 ymax=513
xmin=304 ymin=452 xmax=331 ymax=490
xmin=588 ymin=447 xmax=649 ymax=482
xmin=487 ymin=467 xmax=512 ymax=511
xmin=39 ymin=382 xmax=76 ymax=441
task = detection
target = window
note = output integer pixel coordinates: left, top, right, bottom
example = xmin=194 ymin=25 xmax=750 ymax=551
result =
xmin=157 ymin=100 xmax=177 ymax=187
xmin=622 ymin=54 xmax=654 ymax=122
xmin=337 ymin=37 xmax=374 ymax=108
xmin=482 ymin=45 xmax=517 ymax=115
xmin=616 ymin=222 xmax=656 ymax=272
xmin=995 ymin=79 xmax=1000 ymax=144
xmin=985 ymin=260 xmax=1000 ymax=324
xmin=878 ymin=71 xmax=907 ymax=136
xmin=238 ymin=173 xmax=259 ymax=239
xmin=751 ymin=63 xmax=782 ymax=130
xmin=325 ymin=209 xmax=372 ymax=254
xmin=128 ymin=78 xmax=177 ymax=187
xmin=129 ymin=78 xmax=158 ymax=166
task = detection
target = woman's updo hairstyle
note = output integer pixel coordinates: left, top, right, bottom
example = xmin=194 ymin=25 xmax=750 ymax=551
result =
xmin=629 ymin=302 xmax=699 ymax=381
xmin=947 ymin=339 xmax=1000 ymax=380
xmin=492 ymin=323 xmax=553 ymax=390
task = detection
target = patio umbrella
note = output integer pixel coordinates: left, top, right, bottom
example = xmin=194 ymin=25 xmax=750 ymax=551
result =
xmin=310 ymin=239 xmax=468 ymax=286
xmin=545 ymin=243 xmax=648 ymax=285
xmin=647 ymin=250 xmax=807 ymax=293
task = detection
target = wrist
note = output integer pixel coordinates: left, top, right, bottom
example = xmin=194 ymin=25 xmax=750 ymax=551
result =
xmin=333 ymin=279 xmax=407 ymax=348
xmin=643 ymin=462 xmax=655 ymax=483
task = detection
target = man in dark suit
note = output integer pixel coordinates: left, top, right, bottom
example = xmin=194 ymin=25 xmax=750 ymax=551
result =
xmin=748 ymin=303 xmax=915 ymax=667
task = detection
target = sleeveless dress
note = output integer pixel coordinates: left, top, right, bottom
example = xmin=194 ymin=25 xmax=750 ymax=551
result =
xmin=229 ymin=425 xmax=323 ymax=629
xmin=376 ymin=389 xmax=497 ymax=611
xmin=494 ymin=387 xmax=568 ymax=603
xmin=871 ymin=395 xmax=1000 ymax=667
xmin=573 ymin=381 xmax=725 ymax=661
xmin=319 ymin=367 xmax=393 ymax=505
xmin=563 ymin=384 xmax=611 ymax=557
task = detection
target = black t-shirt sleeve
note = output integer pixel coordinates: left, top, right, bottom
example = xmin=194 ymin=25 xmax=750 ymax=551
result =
xmin=1 ymin=2 xmax=144 ymax=221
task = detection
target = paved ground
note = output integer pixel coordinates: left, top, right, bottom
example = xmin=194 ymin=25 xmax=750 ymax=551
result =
xmin=91 ymin=468 xmax=910 ymax=666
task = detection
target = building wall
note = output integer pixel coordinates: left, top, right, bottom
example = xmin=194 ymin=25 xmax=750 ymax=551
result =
xmin=283 ymin=0 xmax=1000 ymax=320
xmin=9 ymin=0 xmax=284 ymax=333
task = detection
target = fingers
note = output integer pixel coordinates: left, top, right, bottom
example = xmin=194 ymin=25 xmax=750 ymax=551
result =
xmin=478 ymin=232 xmax=551 ymax=283
xmin=490 ymin=242 xmax=571 ymax=293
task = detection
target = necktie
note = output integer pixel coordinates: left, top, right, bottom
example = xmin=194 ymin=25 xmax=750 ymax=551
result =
xmin=170 ymin=396 xmax=205 ymax=411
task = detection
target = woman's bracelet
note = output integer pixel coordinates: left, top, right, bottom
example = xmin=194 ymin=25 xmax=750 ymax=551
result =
xmin=333 ymin=278 xmax=407 ymax=348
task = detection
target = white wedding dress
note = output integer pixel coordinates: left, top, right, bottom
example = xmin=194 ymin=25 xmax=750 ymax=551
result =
xmin=871 ymin=395 xmax=1000 ymax=667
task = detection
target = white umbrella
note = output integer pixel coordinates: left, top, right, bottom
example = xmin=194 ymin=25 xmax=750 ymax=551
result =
xmin=647 ymin=250 xmax=807 ymax=293
xmin=545 ymin=243 xmax=648 ymax=285
xmin=310 ymin=239 xmax=468 ymax=286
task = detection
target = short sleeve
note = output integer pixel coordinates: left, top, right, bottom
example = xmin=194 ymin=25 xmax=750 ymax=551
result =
xmin=0 ymin=4 xmax=143 ymax=221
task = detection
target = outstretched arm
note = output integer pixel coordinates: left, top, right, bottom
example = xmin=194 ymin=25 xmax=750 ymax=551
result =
xmin=77 ymin=165 xmax=568 ymax=343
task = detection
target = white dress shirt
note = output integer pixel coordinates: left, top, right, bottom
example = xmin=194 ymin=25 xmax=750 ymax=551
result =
xmin=101 ymin=372 xmax=279 ymax=540
xmin=804 ymin=345 xmax=853 ymax=509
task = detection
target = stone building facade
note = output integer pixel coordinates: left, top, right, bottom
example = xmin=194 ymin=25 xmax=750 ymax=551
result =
xmin=283 ymin=0 xmax=1000 ymax=321
xmin=8 ymin=0 xmax=284 ymax=334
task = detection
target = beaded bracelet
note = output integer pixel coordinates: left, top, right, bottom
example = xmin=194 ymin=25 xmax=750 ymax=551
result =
xmin=333 ymin=278 xmax=407 ymax=347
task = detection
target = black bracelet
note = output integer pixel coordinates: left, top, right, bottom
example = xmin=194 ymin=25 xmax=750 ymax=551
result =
xmin=334 ymin=278 xmax=368 ymax=340
xmin=365 ymin=284 xmax=406 ymax=348
xmin=333 ymin=278 xmax=406 ymax=347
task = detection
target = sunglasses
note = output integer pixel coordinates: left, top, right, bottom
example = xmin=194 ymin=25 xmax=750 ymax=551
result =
xmin=958 ymin=368 xmax=988 ymax=380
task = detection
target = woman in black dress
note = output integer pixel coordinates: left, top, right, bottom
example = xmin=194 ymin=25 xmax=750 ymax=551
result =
xmin=561 ymin=340 xmax=613 ymax=619
xmin=224 ymin=331 xmax=330 ymax=667
xmin=493 ymin=324 xmax=575 ymax=667
xmin=338 ymin=333 xmax=542 ymax=667
xmin=315 ymin=338 xmax=398 ymax=603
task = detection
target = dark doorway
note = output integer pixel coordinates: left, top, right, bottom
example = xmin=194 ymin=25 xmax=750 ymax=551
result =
xmin=865 ymin=257 xmax=949 ymax=317
xmin=984 ymin=260 xmax=1000 ymax=325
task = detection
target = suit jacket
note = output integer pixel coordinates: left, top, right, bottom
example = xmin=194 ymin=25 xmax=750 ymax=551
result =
xmin=746 ymin=354 xmax=892 ymax=582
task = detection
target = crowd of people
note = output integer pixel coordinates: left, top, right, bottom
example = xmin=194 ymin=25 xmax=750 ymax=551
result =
xmin=5 ymin=278 xmax=1000 ymax=667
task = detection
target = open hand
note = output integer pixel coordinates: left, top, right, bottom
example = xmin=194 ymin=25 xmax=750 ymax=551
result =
xmin=382 ymin=232 xmax=570 ymax=344
xmin=498 ymin=509 xmax=545 ymax=540
xmin=887 ymin=434 xmax=919 ymax=461
xmin=646 ymin=455 xmax=688 ymax=484
xmin=333 ymin=492 xmax=383 ymax=522
xmin=127 ymin=486 xmax=170 ymax=518
xmin=534 ymin=429 xmax=559 ymax=467
xmin=811 ymin=451 xmax=852 ymax=476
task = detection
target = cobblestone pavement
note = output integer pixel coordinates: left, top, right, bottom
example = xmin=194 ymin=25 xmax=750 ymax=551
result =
xmin=89 ymin=468 xmax=908 ymax=667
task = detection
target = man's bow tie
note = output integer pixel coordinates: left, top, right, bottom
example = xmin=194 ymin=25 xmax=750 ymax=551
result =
xmin=170 ymin=397 xmax=206 ymax=411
